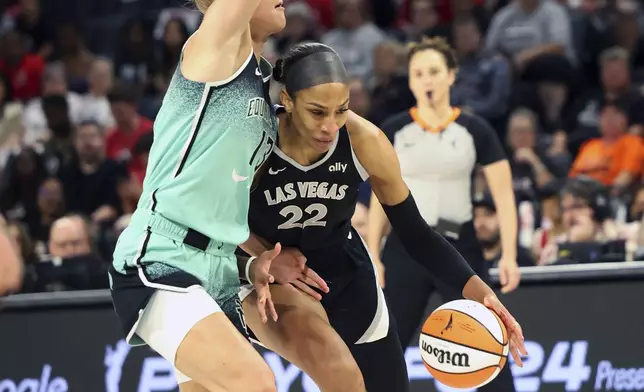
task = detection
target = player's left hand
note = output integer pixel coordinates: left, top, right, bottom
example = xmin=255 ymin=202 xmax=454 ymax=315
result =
xmin=269 ymin=247 xmax=329 ymax=300
xmin=250 ymin=243 xmax=281 ymax=323
xmin=483 ymin=294 xmax=528 ymax=367
xmin=497 ymin=257 xmax=520 ymax=293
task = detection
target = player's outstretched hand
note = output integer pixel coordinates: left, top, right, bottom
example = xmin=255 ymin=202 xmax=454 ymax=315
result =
xmin=269 ymin=246 xmax=329 ymax=300
xmin=251 ymin=243 xmax=281 ymax=323
xmin=483 ymin=294 xmax=528 ymax=367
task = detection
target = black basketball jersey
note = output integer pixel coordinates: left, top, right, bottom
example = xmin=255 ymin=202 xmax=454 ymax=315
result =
xmin=248 ymin=125 xmax=369 ymax=255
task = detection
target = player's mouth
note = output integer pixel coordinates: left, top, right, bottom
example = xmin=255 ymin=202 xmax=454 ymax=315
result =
xmin=313 ymin=137 xmax=334 ymax=148
xmin=275 ymin=1 xmax=284 ymax=9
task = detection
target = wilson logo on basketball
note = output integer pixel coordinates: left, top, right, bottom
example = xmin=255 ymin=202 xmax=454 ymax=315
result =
xmin=420 ymin=341 xmax=471 ymax=367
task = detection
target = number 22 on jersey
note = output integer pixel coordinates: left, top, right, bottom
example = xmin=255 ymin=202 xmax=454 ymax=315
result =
xmin=278 ymin=204 xmax=328 ymax=230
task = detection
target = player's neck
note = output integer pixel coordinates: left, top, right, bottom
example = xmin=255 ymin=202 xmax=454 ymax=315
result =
xmin=278 ymin=118 xmax=325 ymax=166
xmin=251 ymin=32 xmax=268 ymax=59
xmin=417 ymin=101 xmax=453 ymax=127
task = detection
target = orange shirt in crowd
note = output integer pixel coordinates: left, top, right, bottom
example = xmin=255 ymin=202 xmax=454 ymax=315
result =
xmin=569 ymin=134 xmax=644 ymax=185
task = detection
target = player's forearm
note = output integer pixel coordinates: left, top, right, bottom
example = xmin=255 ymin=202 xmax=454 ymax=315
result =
xmin=381 ymin=192 xmax=475 ymax=292
xmin=365 ymin=192 xmax=389 ymax=256
xmin=240 ymin=233 xmax=271 ymax=257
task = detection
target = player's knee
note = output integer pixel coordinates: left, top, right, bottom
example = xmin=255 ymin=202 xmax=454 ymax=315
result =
xmin=230 ymin=356 xmax=276 ymax=392
xmin=254 ymin=362 xmax=277 ymax=392
xmin=323 ymin=348 xmax=364 ymax=389
xmin=287 ymin=315 xmax=363 ymax=389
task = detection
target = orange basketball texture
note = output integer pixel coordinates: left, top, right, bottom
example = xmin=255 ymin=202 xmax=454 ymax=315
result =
xmin=420 ymin=301 xmax=509 ymax=389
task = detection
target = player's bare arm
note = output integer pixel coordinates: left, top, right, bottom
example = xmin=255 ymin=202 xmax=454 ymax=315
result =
xmin=182 ymin=0 xmax=261 ymax=83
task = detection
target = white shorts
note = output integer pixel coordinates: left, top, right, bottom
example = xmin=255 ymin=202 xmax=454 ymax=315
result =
xmin=136 ymin=285 xmax=222 ymax=384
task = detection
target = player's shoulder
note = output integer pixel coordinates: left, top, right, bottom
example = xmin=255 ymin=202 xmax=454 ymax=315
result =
xmin=454 ymin=109 xmax=495 ymax=136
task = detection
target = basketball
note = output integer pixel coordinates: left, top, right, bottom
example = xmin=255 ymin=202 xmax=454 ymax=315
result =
xmin=419 ymin=299 xmax=509 ymax=389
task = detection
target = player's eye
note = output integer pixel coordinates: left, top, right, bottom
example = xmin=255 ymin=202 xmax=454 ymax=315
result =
xmin=310 ymin=110 xmax=325 ymax=117
xmin=337 ymin=108 xmax=349 ymax=114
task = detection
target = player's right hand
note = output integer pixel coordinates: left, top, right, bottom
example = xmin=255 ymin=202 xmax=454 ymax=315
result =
xmin=251 ymin=243 xmax=281 ymax=323
xmin=269 ymin=247 xmax=329 ymax=300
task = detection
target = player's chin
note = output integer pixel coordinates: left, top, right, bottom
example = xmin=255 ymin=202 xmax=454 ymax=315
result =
xmin=311 ymin=138 xmax=334 ymax=153
xmin=269 ymin=12 xmax=286 ymax=32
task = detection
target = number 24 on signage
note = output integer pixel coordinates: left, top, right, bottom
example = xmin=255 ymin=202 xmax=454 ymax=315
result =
xmin=512 ymin=341 xmax=591 ymax=392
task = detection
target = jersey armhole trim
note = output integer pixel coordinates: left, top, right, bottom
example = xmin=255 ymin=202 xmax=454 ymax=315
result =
xmin=346 ymin=132 xmax=369 ymax=181
xmin=180 ymin=33 xmax=254 ymax=87
xmin=206 ymin=49 xmax=254 ymax=88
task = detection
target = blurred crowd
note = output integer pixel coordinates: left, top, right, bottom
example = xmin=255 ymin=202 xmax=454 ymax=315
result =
xmin=2 ymin=0 xmax=644 ymax=293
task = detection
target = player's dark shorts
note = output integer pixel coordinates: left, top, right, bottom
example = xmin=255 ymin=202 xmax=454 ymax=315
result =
xmin=240 ymin=227 xmax=410 ymax=392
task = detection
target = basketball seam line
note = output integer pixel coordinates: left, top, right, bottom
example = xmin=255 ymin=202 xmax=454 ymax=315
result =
xmin=440 ymin=308 xmax=506 ymax=346
xmin=420 ymin=332 xmax=505 ymax=357
xmin=425 ymin=363 xmax=500 ymax=376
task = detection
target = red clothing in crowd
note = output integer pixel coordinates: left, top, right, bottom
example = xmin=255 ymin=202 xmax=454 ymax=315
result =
xmin=105 ymin=116 xmax=153 ymax=178
xmin=0 ymin=54 xmax=45 ymax=101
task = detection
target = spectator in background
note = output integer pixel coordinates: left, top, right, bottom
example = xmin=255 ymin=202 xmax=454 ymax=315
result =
xmin=394 ymin=0 xmax=445 ymax=42
xmin=368 ymin=41 xmax=415 ymax=126
xmin=486 ymin=0 xmax=576 ymax=131
xmin=59 ymin=121 xmax=126 ymax=224
xmin=0 ymin=101 xmax=23 ymax=171
xmin=0 ymin=147 xmax=47 ymax=231
xmin=48 ymin=214 xmax=91 ymax=258
xmin=22 ymin=62 xmax=83 ymax=146
xmin=0 ymin=73 xmax=14 ymax=114
xmin=40 ymin=94 xmax=75 ymax=172
xmin=569 ymin=103 xmax=644 ymax=191
xmin=0 ymin=29 xmax=45 ymax=102
xmin=507 ymin=108 xmax=571 ymax=198
xmin=568 ymin=47 xmax=644 ymax=149
xmin=52 ymin=22 xmax=94 ymax=92
xmin=106 ymin=86 xmax=153 ymax=177
xmin=276 ymin=2 xmax=319 ymax=54
xmin=321 ymin=0 xmax=386 ymax=80
xmin=32 ymin=177 xmax=64 ymax=245
xmin=114 ymin=18 xmax=154 ymax=88
xmin=473 ymin=193 xmax=534 ymax=267
xmin=555 ymin=176 xmax=638 ymax=263
xmin=79 ymin=58 xmax=115 ymax=130
xmin=5 ymin=220 xmax=38 ymax=265
xmin=450 ymin=15 xmax=512 ymax=124
xmin=532 ymin=181 xmax=566 ymax=265
xmin=0 ymin=0 xmax=53 ymax=58
xmin=569 ymin=0 xmax=611 ymax=84
xmin=345 ymin=78 xmax=370 ymax=121
xmin=602 ymin=11 xmax=644 ymax=72
xmin=150 ymin=18 xmax=189 ymax=96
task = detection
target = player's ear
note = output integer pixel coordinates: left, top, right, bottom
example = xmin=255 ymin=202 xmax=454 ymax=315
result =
xmin=280 ymin=89 xmax=294 ymax=113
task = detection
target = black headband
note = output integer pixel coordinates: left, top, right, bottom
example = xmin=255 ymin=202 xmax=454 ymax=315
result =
xmin=282 ymin=52 xmax=349 ymax=95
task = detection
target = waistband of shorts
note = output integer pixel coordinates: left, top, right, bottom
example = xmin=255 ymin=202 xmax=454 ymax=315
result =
xmin=130 ymin=209 xmax=237 ymax=256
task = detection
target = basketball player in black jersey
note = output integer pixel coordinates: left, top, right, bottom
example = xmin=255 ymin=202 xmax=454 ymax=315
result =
xmin=238 ymin=43 xmax=527 ymax=392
